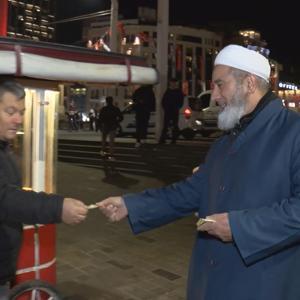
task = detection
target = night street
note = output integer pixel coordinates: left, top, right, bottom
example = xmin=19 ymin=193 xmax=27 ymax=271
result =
xmin=1 ymin=0 xmax=300 ymax=299
xmin=55 ymin=132 xmax=214 ymax=299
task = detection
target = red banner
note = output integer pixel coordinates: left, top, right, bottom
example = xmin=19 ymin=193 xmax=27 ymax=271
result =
xmin=182 ymin=80 xmax=189 ymax=96
xmin=176 ymin=45 xmax=182 ymax=72
xmin=0 ymin=0 xmax=8 ymax=36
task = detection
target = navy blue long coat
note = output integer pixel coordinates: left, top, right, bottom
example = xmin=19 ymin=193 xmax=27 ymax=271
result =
xmin=124 ymin=98 xmax=300 ymax=300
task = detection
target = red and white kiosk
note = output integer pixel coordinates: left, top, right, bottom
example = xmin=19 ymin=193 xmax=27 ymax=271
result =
xmin=0 ymin=36 xmax=158 ymax=287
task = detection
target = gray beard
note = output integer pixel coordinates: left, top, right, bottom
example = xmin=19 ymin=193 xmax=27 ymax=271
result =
xmin=217 ymin=89 xmax=247 ymax=130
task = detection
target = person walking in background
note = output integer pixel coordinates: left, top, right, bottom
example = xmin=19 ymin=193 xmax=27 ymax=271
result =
xmin=98 ymin=96 xmax=123 ymax=160
xmin=67 ymin=100 xmax=78 ymax=131
xmin=94 ymin=103 xmax=101 ymax=132
xmin=97 ymin=45 xmax=300 ymax=300
xmin=159 ymin=79 xmax=184 ymax=144
xmin=88 ymin=105 xmax=96 ymax=131
xmin=131 ymin=85 xmax=155 ymax=148
xmin=0 ymin=80 xmax=88 ymax=299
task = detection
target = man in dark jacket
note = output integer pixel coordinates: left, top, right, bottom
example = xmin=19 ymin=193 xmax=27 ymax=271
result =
xmin=159 ymin=79 xmax=184 ymax=144
xmin=0 ymin=80 xmax=88 ymax=298
xmin=98 ymin=96 xmax=123 ymax=160
xmin=131 ymin=85 xmax=155 ymax=148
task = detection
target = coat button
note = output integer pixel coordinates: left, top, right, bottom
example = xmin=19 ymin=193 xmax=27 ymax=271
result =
xmin=219 ymin=185 xmax=225 ymax=192
xmin=209 ymin=259 xmax=215 ymax=266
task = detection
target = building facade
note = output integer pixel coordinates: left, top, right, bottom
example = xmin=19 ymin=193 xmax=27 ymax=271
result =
xmin=82 ymin=20 xmax=283 ymax=110
xmin=278 ymin=81 xmax=300 ymax=113
xmin=83 ymin=18 xmax=222 ymax=108
xmin=0 ymin=0 xmax=56 ymax=41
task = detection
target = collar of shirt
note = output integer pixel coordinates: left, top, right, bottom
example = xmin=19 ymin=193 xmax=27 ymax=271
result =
xmin=0 ymin=140 xmax=9 ymax=151
xmin=226 ymin=90 xmax=278 ymax=136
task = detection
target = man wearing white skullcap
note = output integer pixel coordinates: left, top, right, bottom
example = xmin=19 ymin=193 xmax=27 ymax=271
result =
xmin=211 ymin=44 xmax=272 ymax=131
xmin=214 ymin=44 xmax=271 ymax=81
xmin=98 ymin=44 xmax=300 ymax=300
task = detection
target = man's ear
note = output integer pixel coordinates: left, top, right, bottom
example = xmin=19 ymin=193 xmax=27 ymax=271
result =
xmin=245 ymin=75 xmax=257 ymax=94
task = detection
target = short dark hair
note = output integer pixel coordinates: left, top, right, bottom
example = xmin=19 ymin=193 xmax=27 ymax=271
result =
xmin=0 ymin=81 xmax=25 ymax=102
xmin=106 ymin=96 xmax=113 ymax=105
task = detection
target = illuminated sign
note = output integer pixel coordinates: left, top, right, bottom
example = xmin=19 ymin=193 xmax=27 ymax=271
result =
xmin=247 ymin=45 xmax=270 ymax=57
xmin=278 ymin=82 xmax=298 ymax=90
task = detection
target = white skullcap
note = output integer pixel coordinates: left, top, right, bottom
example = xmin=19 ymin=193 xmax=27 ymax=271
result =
xmin=214 ymin=44 xmax=271 ymax=82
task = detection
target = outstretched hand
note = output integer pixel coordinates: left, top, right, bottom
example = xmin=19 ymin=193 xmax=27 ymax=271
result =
xmin=97 ymin=196 xmax=128 ymax=222
xmin=62 ymin=198 xmax=88 ymax=225
xmin=196 ymin=213 xmax=233 ymax=242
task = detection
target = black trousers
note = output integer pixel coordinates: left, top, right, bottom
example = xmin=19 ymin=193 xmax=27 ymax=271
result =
xmin=135 ymin=112 xmax=150 ymax=142
xmin=159 ymin=112 xmax=179 ymax=143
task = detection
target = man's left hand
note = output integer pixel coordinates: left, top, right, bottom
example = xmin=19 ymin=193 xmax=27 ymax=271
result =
xmin=197 ymin=213 xmax=232 ymax=242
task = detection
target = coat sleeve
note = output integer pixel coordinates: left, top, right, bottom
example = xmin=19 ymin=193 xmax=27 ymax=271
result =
xmin=161 ymin=91 xmax=168 ymax=110
xmin=0 ymin=182 xmax=64 ymax=224
xmin=229 ymin=137 xmax=300 ymax=265
xmin=117 ymin=108 xmax=123 ymax=122
xmin=123 ymin=167 xmax=206 ymax=234
xmin=177 ymin=90 xmax=184 ymax=108
xmin=98 ymin=108 xmax=104 ymax=125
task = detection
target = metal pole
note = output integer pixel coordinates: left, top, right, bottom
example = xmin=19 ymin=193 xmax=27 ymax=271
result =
xmin=110 ymin=0 xmax=118 ymax=52
xmin=155 ymin=0 xmax=169 ymax=141
xmin=32 ymin=90 xmax=45 ymax=193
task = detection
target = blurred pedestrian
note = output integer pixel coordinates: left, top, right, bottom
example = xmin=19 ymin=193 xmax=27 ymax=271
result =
xmin=131 ymin=85 xmax=155 ymax=148
xmin=0 ymin=80 xmax=88 ymax=299
xmin=89 ymin=106 xmax=96 ymax=131
xmin=67 ymin=100 xmax=78 ymax=131
xmin=94 ymin=104 xmax=101 ymax=132
xmin=98 ymin=96 xmax=123 ymax=160
xmin=159 ymin=79 xmax=184 ymax=144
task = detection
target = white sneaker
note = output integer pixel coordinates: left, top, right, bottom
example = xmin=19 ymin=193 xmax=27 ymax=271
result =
xmin=107 ymin=156 xmax=116 ymax=161
xmin=100 ymin=150 xmax=106 ymax=156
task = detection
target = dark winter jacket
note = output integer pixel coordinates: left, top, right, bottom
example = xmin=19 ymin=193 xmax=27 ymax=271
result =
xmin=132 ymin=86 xmax=156 ymax=114
xmin=98 ymin=104 xmax=123 ymax=132
xmin=0 ymin=140 xmax=63 ymax=285
xmin=161 ymin=88 xmax=184 ymax=115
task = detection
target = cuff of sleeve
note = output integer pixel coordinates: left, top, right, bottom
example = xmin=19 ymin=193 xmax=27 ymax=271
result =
xmin=229 ymin=210 xmax=273 ymax=266
xmin=229 ymin=210 xmax=252 ymax=264
xmin=123 ymin=194 xmax=153 ymax=235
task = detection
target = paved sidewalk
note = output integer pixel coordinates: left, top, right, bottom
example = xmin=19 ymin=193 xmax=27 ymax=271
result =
xmin=57 ymin=129 xmax=208 ymax=145
xmin=55 ymin=131 xmax=201 ymax=299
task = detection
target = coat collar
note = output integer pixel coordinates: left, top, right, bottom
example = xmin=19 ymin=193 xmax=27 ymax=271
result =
xmin=228 ymin=90 xmax=278 ymax=136
xmin=227 ymin=97 xmax=284 ymax=153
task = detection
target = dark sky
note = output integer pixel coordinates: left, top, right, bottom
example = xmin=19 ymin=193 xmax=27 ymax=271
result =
xmin=56 ymin=0 xmax=299 ymax=78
